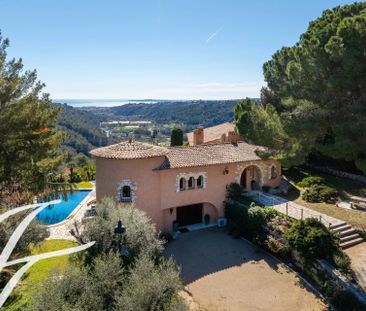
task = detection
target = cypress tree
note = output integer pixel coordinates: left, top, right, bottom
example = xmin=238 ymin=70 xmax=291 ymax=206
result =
xmin=170 ymin=128 xmax=183 ymax=146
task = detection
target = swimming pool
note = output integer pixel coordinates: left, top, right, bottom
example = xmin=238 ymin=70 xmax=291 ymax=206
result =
xmin=36 ymin=190 xmax=91 ymax=225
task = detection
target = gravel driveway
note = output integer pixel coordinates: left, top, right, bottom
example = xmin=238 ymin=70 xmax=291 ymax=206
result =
xmin=164 ymin=228 xmax=326 ymax=311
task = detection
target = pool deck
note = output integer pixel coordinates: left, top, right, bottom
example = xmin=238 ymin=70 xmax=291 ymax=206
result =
xmin=47 ymin=186 xmax=96 ymax=241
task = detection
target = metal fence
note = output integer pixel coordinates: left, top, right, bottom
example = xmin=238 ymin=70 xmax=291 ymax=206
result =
xmin=250 ymin=192 xmax=334 ymax=229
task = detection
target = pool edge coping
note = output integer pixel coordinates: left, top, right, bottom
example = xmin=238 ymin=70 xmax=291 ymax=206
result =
xmin=45 ymin=188 xmax=95 ymax=228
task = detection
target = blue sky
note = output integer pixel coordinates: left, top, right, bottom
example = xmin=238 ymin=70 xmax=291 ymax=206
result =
xmin=0 ymin=0 xmax=356 ymax=100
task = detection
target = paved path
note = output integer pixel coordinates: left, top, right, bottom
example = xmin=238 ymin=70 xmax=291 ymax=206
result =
xmin=247 ymin=191 xmax=343 ymax=227
xmin=47 ymin=189 xmax=96 ymax=241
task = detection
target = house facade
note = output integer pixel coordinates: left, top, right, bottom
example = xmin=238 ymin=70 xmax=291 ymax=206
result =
xmin=91 ymin=135 xmax=281 ymax=233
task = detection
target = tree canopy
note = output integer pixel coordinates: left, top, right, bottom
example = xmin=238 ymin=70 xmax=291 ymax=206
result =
xmin=170 ymin=128 xmax=183 ymax=146
xmin=31 ymin=199 xmax=187 ymax=311
xmin=0 ymin=32 xmax=62 ymax=190
xmin=235 ymin=3 xmax=366 ymax=172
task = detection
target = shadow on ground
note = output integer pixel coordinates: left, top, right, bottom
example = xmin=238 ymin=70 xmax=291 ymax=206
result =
xmin=165 ymin=227 xmax=281 ymax=284
xmin=164 ymin=227 xmax=327 ymax=310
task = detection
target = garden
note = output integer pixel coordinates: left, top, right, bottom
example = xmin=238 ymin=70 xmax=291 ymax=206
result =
xmin=1 ymin=198 xmax=188 ymax=311
xmin=282 ymin=167 xmax=366 ymax=230
xmin=224 ymin=182 xmax=366 ymax=311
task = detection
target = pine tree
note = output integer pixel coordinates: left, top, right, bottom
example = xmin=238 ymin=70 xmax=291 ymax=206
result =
xmin=0 ymin=31 xmax=63 ymax=192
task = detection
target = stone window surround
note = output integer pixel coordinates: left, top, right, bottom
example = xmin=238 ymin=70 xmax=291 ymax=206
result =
xmin=270 ymin=165 xmax=277 ymax=180
xmin=176 ymin=172 xmax=207 ymax=192
xmin=116 ymin=179 xmax=137 ymax=202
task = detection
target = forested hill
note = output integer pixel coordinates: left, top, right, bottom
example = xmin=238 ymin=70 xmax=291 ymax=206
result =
xmin=109 ymin=100 xmax=240 ymax=128
xmin=55 ymin=103 xmax=109 ymax=156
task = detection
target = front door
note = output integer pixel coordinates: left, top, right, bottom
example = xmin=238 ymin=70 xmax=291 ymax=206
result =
xmin=176 ymin=204 xmax=203 ymax=226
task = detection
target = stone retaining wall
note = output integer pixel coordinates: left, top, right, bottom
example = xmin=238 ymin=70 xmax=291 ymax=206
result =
xmin=305 ymin=164 xmax=366 ymax=185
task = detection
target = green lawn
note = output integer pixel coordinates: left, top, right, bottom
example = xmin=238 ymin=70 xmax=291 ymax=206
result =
xmin=282 ymin=167 xmax=366 ymax=230
xmin=76 ymin=181 xmax=93 ymax=189
xmin=3 ymin=239 xmax=78 ymax=310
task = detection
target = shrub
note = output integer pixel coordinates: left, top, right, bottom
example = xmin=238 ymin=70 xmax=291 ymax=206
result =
xmin=33 ymin=253 xmax=188 ymax=311
xmin=266 ymin=236 xmax=292 ymax=261
xmin=246 ymin=204 xmax=266 ymax=238
xmin=225 ymin=199 xmax=266 ymax=239
xmin=333 ymin=253 xmax=351 ymax=274
xmin=264 ymin=207 xmax=283 ymax=220
xmin=298 ymin=176 xmax=325 ymax=188
xmin=226 ymin=182 xmax=243 ymax=201
xmin=79 ymin=198 xmax=163 ymax=264
xmin=302 ymin=184 xmax=338 ymax=203
xmin=262 ymin=185 xmax=271 ymax=192
xmin=323 ymin=280 xmax=339 ymax=299
xmin=224 ymin=200 xmax=248 ymax=238
xmin=331 ymin=289 xmax=365 ymax=311
xmin=115 ymin=255 xmax=187 ymax=311
xmin=284 ymin=218 xmax=340 ymax=262
xmin=159 ymin=232 xmax=173 ymax=243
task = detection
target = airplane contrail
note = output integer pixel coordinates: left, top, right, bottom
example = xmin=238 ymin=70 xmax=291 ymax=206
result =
xmin=206 ymin=25 xmax=224 ymax=43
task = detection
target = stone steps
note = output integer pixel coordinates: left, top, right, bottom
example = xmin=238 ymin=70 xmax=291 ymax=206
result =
xmin=340 ymin=238 xmax=364 ymax=249
xmin=246 ymin=192 xmax=364 ymax=249
xmin=340 ymin=233 xmax=361 ymax=243
xmin=329 ymin=223 xmax=364 ymax=249
xmin=329 ymin=222 xmax=347 ymax=230
xmin=332 ymin=224 xmax=352 ymax=233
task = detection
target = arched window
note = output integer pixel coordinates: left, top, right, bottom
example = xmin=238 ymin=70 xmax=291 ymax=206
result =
xmin=270 ymin=166 xmax=277 ymax=180
xmin=120 ymin=185 xmax=132 ymax=201
xmin=197 ymin=175 xmax=204 ymax=188
xmin=188 ymin=176 xmax=195 ymax=189
xmin=179 ymin=178 xmax=186 ymax=191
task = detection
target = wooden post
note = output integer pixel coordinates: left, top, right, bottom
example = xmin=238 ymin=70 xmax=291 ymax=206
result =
xmin=319 ymin=215 xmax=322 ymax=223
xmin=301 ymin=208 xmax=303 ymax=220
xmin=286 ymin=203 xmax=288 ymax=216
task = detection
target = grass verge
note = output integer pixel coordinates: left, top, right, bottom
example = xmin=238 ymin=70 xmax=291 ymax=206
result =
xmin=76 ymin=181 xmax=93 ymax=189
xmin=282 ymin=167 xmax=366 ymax=230
xmin=3 ymin=239 xmax=78 ymax=310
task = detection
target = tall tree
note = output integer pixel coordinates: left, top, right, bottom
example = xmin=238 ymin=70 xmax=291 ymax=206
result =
xmin=236 ymin=3 xmax=366 ymax=172
xmin=170 ymin=127 xmax=183 ymax=146
xmin=0 ymin=31 xmax=62 ymax=191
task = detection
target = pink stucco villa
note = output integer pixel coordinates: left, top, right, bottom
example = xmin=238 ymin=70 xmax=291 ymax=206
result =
xmin=91 ymin=124 xmax=281 ymax=233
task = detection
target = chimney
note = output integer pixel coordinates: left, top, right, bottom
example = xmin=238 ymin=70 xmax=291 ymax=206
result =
xmin=220 ymin=133 xmax=226 ymax=144
xmin=227 ymin=131 xmax=238 ymax=144
xmin=193 ymin=127 xmax=204 ymax=145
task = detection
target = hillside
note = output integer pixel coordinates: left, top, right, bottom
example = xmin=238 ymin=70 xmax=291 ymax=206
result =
xmin=55 ymin=103 xmax=110 ymax=157
xmin=108 ymin=100 xmax=239 ymax=130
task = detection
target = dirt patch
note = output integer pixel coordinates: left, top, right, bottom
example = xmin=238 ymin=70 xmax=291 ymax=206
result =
xmin=165 ymin=228 xmax=326 ymax=311
xmin=345 ymin=242 xmax=366 ymax=291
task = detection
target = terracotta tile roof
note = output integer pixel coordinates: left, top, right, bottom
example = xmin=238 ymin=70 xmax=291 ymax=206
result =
xmin=187 ymin=122 xmax=236 ymax=145
xmin=157 ymin=142 xmax=265 ymax=169
xmin=90 ymin=141 xmax=168 ymax=159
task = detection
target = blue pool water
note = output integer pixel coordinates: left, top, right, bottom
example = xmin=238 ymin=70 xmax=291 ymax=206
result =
xmin=36 ymin=190 xmax=91 ymax=225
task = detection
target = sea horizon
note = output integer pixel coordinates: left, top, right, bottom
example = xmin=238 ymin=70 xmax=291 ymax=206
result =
xmin=52 ymin=98 xmax=243 ymax=108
